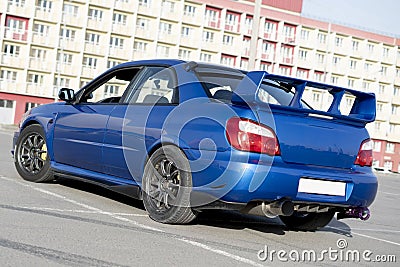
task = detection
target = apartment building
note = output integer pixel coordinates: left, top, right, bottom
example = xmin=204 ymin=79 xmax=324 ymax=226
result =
xmin=0 ymin=0 xmax=399 ymax=172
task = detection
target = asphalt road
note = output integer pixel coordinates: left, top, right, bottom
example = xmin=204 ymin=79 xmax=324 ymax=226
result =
xmin=0 ymin=129 xmax=399 ymax=266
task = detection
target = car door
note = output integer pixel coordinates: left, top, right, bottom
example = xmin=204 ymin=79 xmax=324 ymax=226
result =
xmin=102 ymin=66 xmax=179 ymax=181
xmin=52 ymin=67 xmax=140 ymax=173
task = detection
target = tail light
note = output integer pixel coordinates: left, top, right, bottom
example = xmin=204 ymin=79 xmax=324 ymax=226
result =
xmin=226 ymin=117 xmax=280 ymax=156
xmin=354 ymin=139 xmax=373 ymax=167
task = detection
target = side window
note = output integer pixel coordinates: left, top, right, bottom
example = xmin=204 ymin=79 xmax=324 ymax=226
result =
xmin=125 ymin=66 xmax=178 ymax=104
xmin=80 ymin=68 xmax=140 ymax=104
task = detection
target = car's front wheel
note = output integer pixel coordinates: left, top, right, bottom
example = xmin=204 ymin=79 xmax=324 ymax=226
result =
xmin=142 ymin=145 xmax=197 ymax=224
xmin=14 ymin=124 xmax=54 ymax=183
xmin=279 ymin=211 xmax=335 ymax=231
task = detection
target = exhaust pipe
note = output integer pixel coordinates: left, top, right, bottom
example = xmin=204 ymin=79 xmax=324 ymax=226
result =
xmin=244 ymin=199 xmax=294 ymax=218
xmin=337 ymin=207 xmax=370 ymax=221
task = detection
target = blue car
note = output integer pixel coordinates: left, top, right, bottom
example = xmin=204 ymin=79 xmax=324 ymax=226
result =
xmin=13 ymin=59 xmax=377 ymax=230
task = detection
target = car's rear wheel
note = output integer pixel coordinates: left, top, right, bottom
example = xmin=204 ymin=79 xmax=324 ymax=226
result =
xmin=14 ymin=124 xmax=54 ymax=183
xmin=142 ymin=145 xmax=197 ymax=224
xmin=279 ymin=211 xmax=335 ymax=231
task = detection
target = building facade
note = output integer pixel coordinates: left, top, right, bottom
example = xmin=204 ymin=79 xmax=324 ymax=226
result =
xmin=0 ymin=0 xmax=399 ymax=172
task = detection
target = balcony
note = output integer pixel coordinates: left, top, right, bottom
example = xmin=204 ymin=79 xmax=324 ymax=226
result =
xmin=201 ymin=40 xmax=217 ymax=52
xmin=89 ymin=0 xmax=110 ymax=6
xmin=135 ymin=26 xmax=155 ymax=40
xmin=262 ymin=32 xmax=277 ymax=41
xmin=112 ymin=23 xmax=132 ymax=36
xmin=161 ymin=9 xmax=179 ymax=22
xmin=87 ymin=19 xmax=110 ymax=31
xmin=29 ymin=58 xmax=52 ymax=72
xmin=392 ymin=95 xmax=400 ymax=105
xmin=137 ymin=4 xmax=160 ymax=17
xmin=221 ymin=43 xmax=240 ymax=56
xmin=32 ymin=32 xmax=57 ymax=47
xmin=84 ymin=42 xmax=107 ymax=55
xmin=56 ymin=62 xmax=79 ymax=76
xmin=108 ymin=47 xmax=127 ymax=59
xmin=282 ymin=35 xmax=296 ymax=44
xmin=62 ymin=13 xmax=81 ymax=27
xmin=0 ymin=80 xmax=26 ymax=94
xmin=158 ymin=32 xmax=179 ymax=45
xmin=133 ymin=50 xmax=151 ymax=60
xmin=280 ymin=57 xmax=293 ymax=65
xmin=3 ymin=27 xmax=28 ymax=42
xmin=180 ymin=35 xmax=200 ymax=48
xmin=7 ymin=1 xmax=31 ymax=17
xmin=260 ymin=52 xmax=274 ymax=62
xmin=182 ymin=13 xmax=202 ymax=25
xmin=114 ymin=0 xmax=132 ymax=11
xmin=224 ymin=23 xmax=239 ymax=33
xmin=390 ymin=115 xmax=400 ymax=124
xmin=59 ymin=38 xmax=81 ymax=51
xmin=81 ymin=67 xmax=101 ymax=78
xmin=242 ymin=48 xmax=250 ymax=58
xmin=1 ymin=54 xmax=26 ymax=68
xmin=35 ymin=6 xmax=57 ymax=21
xmin=26 ymin=83 xmax=47 ymax=96
xmin=204 ymin=18 xmax=220 ymax=29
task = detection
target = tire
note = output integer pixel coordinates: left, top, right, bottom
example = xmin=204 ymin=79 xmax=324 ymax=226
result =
xmin=142 ymin=145 xmax=197 ymax=224
xmin=279 ymin=211 xmax=335 ymax=231
xmin=14 ymin=124 xmax=54 ymax=183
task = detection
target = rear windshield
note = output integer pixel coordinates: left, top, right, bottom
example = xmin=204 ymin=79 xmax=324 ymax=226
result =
xmin=195 ymin=66 xmax=308 ymax=107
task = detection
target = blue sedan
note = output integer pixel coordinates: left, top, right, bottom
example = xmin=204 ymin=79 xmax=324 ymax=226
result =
xmin=13 ymin=59 xmax=377 ymax=230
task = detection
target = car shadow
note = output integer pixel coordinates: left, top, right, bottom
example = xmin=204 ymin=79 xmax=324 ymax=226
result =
xmin=53 ymin=177 xmax=354 ymax=236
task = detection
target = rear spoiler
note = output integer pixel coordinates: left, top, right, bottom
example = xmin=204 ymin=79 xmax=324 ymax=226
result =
xmin=232 ymin=71 xmax=376 ymax=124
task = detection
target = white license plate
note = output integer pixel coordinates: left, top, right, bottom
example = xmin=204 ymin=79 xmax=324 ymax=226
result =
xmin=298 ymin=178 xmax=346 ymax=196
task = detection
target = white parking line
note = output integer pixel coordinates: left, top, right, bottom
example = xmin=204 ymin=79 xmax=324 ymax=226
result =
xmin=0 ymin=175 xmax=262 ymax=266
xmin=16 ymin=206 xmax=148 ymax=216
xmin=327 ymin=226 xmax=400 ymax=247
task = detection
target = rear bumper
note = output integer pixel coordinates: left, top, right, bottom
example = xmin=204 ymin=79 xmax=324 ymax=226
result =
xmin=186 ymin=149 xmax=378 ymax=209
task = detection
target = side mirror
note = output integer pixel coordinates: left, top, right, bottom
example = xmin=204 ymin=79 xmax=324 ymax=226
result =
xmin=58 ymin=88 xmax=75 ymax=103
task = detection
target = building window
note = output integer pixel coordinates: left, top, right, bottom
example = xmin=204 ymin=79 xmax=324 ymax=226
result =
xmin=113 ymin=13 xmax=127 ymax=25
xmin=156 ymin=45 xmax=170 ymax=57
xmin=330 ymin=76 xmax=339 ymax=85
xmin=314 ymin=72 xmax=324 ymax=82
xmin=332 ymin=56 xmax=341 ymax=66
xmin=382 ymin=47 xmax=389 ymax=58
xmin=349 ymin=59 xmax=357 ymax=69
xmin=380 ymin=66 xmax=388 ymax=76
xmin=279 ymin=65 xmax=292 ymax=76
xmin=63 ymin=4 xmax=78 ymax=16
xmin=386 ymin=142 xmax=395 ymax=153
xmin=178 ymin=49 xmax=191 ymax=60
xmin=223 ymin=35 xmax=234 ymax=45
xmin=0 ymin=99 xmax=14 ymax=108
xmin=362 ymin=81 xmax=370 ymax=91
xmin=0 ymin=70 xmax=17 ymax=81
xmin=316 ymin=53 xmax=325 ymax=64
xmin=202 ymin=31 xmax=214 ymax=43
xmin=85 ymin=33 xmax=100 ymax=45
xmin=28 ymin=73 xmax=44 ymax=85
xmin=3 ymin=44 xmax=20 ymax=56
xmin=134 ymin=41 xmax=147 ymax=52
xmin=392 ymin=105 xmax=399 ymax=115
xmin=104 ymin=85 xmax=119 ymax=97
xmin=36 ymin=0 xmax=52 ymax=11
xmin=296 ymin=68 xmax=309 ymax=79
xmin=30 ymin=48 xmax=47 ymax=59
xmin=384 ymin=161 xmax=393 ymax=171
xmin=312 ymin=92 xmax=321 ymax=103
xmin=264 ymin=20 xmax=277 ymax=36
xmin=220 ymin=54 xmax=235 ymax=67
xmin=25 ymin=102 xmax=39 ymax=112
xmin=298 ymin=49 xmax=308 ymax=60
xmin=379 ymin=84 xmax=385 ymax=94
xmin=83 ymin=57 xmax=98 ymax=68
xmin=138 ymin=0 xmax=151 ymax=7
xmin=374 ymin=121 xmax=381 ymax=131
xmin=184 ymin=4 xmax=196 ymax=16
xmin=317 ymin=32 xmax=326 ymax=44
xmin=107 ymin=60 xmax=121 ymax=68
xmin=394 ymin=86 xmax=400 ymax=96
xmin=9 ymin=0 xmax=25 ymax=7
xmin=335 ymin=37 xmax=343 ymax=47
xmin=110 ymin=37 xmax=124 ymax=48
xmin=351 ymin=40 xmax=359 ymax=51
xmin=300 ymin=29 xmax=310 ymax=40
xmin=367 ymin=43 xmax=374 ymax=53
xmin=181 ymin=26 xmax=192 ymax=37
xmin=88 ymin=8 xmax=103 ymax=21
xmin=162 ymin=0 xmax=175 ymax=12
xmin=260 ymin=62 xmax=272 ymax=72
xmin=283 ymin=24 xmax=295 ymax=39
xmin=136 ymin=18 xmax=149 ymax=29
xmin=200 ymin=52 xmax=212 ymax=62
xmin=364 ymin=62 xmax=372 ymax=71
xmin=389 ymin=123 xmax=396 ymax=133
xmin=57 ymin=52 xmax=73 ymax=64
xmin=159 ymin=22 xmax=172 ymax=34
xmin=33 ymin=23 xmax=49 ymax=35
xmin=54 ymin=77 xmax=70 ymax=88
xmin=376 ymin=102 xmax=383 ymax=112
xmin=347 ymin=78 xmax=355 ymax=88
xmin=60 ymin=28 xmax=76 ymax=40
